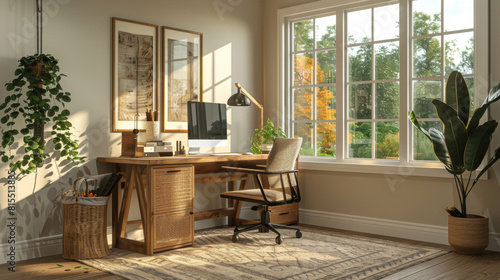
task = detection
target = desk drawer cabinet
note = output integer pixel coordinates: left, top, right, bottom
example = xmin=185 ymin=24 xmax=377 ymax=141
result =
xmin=268 ymin=203 xmax=298 ymax=225
xmin=152 ymin=165 xmax=194 ymax=251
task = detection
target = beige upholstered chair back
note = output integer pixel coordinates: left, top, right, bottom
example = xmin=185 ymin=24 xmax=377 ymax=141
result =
xmin=266 ymin=138 xmax=302 ymax=172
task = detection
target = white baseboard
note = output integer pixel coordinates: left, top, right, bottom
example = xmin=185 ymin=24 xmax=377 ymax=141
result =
xmin=3 ymin=209 xmax=499 ymax=262
xmin=299 ymin=209 xmax=500 ymax=252
xmin=0 ymin=234 xmax=63 ymax=263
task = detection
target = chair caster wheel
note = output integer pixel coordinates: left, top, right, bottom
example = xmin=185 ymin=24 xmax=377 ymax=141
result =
xmin=276 ymin=235 xmax=283 ymax=244
xmin=296 ymin=231 xmax=302 ymax=238
xmin=232 ymin=234 xmax=239 ymax=243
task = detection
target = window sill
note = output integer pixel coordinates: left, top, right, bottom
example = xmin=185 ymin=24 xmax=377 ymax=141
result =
xmin=298 ymin=158 xmax=486 ymax=179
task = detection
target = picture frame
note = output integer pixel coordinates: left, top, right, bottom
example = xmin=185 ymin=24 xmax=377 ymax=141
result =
xmin=112 ymin=17 xmax=159 ymax=132
xmin=161 ymin=26 xmax=203 ymax=132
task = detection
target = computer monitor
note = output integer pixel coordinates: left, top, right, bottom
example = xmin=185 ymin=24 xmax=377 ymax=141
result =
xmin=187 ymin=101 xmax=227 ymax=154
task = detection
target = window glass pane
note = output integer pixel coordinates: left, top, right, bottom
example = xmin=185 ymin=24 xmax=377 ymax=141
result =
xmin=444 ymin=32 xmax=474 ymax=76
xmin=413 ymin=79 xmax=441 ymax=118
xmin=348 ymin=122 xmax=372 ymax=158
xmin=317 ymin=50 xmax=336 ymax=84
xmin=413 ymin=121 xmax=442 ymax=160
xmin=376 ymin=82 xmax=399 ymax=119
xmin=348 ymin=45 xmax=372 ymax=82
xmin=294 ymin=53 xmax=314 ymax=85
xmin=375 ymin=42 xmax=399 ymax=80
xmin=293 ymin=20 xmax=313 ymax=51
xmin=293 ymin=88 xmax=313 ymax=121
xmin=375 ymin=121 xmax=399 ymax=159
xmin=349 ymin=84 xmax=372 ymax=119
xmin=294 ymin=122 xmax=313 ymax=156
xmin=412 ymin=0 xmax=441 ymax=36
xmin=317 ymin=86 xmax=336 ymax=120
xmin=444 ymin=0 xmax=473 ymax=32
xmin=317 ymin=122 xmax=336 ymax=157
xmin=374 ymin=4 xmax=399 ymax=41
xmin=347 ymin=8 xmax=372 ymax=44
xmin=413 ymin=36 xmax=442 ymax=78
xmin=316 ymin=15 xmax=336 ymax=49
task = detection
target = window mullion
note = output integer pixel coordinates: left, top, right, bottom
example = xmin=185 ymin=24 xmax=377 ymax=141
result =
xmin=371 ymin=7 xmax=376 ymax=159
xmin=337 ymin=10 xmax=344 ymax=161
xmin=400 ymin=0 xmax=409 ymax=164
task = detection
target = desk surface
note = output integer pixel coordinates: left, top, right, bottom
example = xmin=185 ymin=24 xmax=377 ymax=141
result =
xmin=97 ymin=154 xmax=268 ymax=166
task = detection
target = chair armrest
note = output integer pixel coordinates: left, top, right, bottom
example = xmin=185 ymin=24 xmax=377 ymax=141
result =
xmin=222 ymin=166 xmax=298 ymax=175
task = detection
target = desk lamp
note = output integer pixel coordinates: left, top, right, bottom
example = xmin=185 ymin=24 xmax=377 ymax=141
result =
xmin=227 ymin=83 xmax=264 ymax=129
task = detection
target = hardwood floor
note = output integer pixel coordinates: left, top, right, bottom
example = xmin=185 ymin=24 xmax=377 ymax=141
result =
xmin=1 ymin=224 xmax=499 ymax=280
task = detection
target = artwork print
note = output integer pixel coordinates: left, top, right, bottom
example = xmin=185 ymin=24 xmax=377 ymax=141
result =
xmin=162 ymin=26 xmax=202 ymax=132
xmin=118 ymin=31 xmax=154 ymax=121
xmin=112 ymin=18 xmax=158 ymax=132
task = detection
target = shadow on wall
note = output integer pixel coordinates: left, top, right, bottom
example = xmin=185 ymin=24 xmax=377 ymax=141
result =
xmin=0 ymin=114 xmax=119 ymax=257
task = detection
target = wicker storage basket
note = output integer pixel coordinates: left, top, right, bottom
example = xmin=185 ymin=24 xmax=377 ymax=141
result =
xmin=62 ymin=178 xmax=110 ymax=260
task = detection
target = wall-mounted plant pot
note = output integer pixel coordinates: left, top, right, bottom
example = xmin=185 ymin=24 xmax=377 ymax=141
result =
xmin=448 ymin=214 xmax=489 ymax=255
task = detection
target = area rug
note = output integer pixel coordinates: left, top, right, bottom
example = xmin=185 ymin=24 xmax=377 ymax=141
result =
xmin=80 ymin=227 xmax=451 ymax=280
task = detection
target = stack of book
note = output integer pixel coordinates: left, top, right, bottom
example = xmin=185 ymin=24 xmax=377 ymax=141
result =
xmin=143 ymin=141 xmax=173 ymax=157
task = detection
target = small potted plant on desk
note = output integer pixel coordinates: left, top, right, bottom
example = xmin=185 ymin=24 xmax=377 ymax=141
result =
xmin=409 ymin=71 xmax=500 ymax=255
xmin=250 ymin=118 xmax=286 ymax=154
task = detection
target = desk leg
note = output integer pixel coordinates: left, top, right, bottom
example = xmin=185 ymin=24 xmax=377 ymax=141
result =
xmin=134 ymin=170 xmax=150 ymax=254
xmin=232 ymin=174 xmax=249 ymax=226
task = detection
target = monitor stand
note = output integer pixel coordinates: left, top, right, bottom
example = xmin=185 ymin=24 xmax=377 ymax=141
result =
xmin=188 ymin=147 xmax=201 ymax=155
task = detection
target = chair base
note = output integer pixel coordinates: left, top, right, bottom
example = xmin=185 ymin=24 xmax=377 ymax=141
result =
xmin=232 ymin=205 xmax=302 ymax=244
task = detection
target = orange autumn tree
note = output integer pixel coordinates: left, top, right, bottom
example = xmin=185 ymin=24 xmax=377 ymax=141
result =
xmin=293 ymin=56 xmax=336 ymax=156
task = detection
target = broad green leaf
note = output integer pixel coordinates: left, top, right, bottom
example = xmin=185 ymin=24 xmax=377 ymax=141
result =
xmin=409 ymin=111 xmax=431 ymax=140
xmin=465 ymin=120 xmax=497 ymax=171
xmin=481 ymin=82 xmax=500 ymax=107
xmin=474 ymin=147 xmax=500 ymax=184
xmin=432 ymin=100 xmax=467 ymax=173
xmin=445 ymin=71 xmax=470 ymax=126
xmin=428 ymin=128 xmax=454 ymax=173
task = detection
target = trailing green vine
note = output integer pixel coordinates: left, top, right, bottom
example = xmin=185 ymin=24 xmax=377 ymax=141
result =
xmin=0 ymin=54 xmax=85 ymax=175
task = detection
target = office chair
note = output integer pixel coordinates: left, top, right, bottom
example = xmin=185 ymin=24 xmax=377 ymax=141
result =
xmin=220 ymin=137 xmax=302 ymax=244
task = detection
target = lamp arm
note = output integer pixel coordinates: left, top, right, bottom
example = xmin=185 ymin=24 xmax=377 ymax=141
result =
xmin=235 ymin=83 xmax=264 ymax=129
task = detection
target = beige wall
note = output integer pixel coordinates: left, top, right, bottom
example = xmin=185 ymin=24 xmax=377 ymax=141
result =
xmin=263 ymin=0 xmax=500 ymax=243
xmin=0 ymin=0 xmax=262 ymax=259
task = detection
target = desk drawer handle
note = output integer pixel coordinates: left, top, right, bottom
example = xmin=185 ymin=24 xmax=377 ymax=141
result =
xmin=166 ymin=170 xmax=182 ymax=173
xmin=279 ymin=212 xmax=289 ymax=216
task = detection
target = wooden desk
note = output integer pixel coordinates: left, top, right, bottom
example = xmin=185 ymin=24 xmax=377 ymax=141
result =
xmin=97 ymin=154 xmax=267 ymax=255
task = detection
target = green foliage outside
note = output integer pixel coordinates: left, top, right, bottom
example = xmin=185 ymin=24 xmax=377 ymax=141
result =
xmin=292 ymin=8 xmax=474 ymax=160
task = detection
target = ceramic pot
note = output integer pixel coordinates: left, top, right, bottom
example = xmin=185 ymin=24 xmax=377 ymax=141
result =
xmin=448 ymin=214 xmax=489 ymax=255
xmin=262 ymin=143 xmax=273 ymax=154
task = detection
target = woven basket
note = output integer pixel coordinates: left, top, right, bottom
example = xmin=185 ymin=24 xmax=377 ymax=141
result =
xmin=62 ymin=178 xmax=111 ymax=260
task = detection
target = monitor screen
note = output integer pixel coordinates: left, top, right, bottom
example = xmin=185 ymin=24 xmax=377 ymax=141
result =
xmin=187 ymin=101 xmax=227 ymax=152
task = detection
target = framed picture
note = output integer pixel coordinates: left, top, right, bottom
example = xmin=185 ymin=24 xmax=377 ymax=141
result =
xmin=161 ymin=26 xmax=203 ymax=132
xmin=112 ymin=17 xmax=159 ymax=132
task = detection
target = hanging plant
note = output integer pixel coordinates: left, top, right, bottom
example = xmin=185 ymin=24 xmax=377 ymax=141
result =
xmin=0 ymin=53 xmax=85 ymax=175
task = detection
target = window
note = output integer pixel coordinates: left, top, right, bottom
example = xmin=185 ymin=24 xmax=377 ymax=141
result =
xmin=291 ymin=15 xmax=337 ymax=157
xmin=279 ymin=0 xmax=487 ymax=174
xmin=410 ymin=0 xmax=475 ymax=161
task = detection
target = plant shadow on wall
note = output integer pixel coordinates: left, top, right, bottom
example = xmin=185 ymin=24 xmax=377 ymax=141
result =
xmin=409 ymin=71 xmax=500 ymax=255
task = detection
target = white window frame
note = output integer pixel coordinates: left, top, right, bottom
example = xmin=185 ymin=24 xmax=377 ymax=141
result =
xmin=277 ymin=0 xmax=489 ymax=178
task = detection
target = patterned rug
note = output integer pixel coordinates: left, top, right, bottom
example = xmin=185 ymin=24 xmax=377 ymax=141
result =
xmin=80 ymin=227 xmax=450 ymax=280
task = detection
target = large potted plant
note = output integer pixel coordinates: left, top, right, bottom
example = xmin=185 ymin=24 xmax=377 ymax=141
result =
xmin=0 ymin=54 xmax=85 ymax=176
xmin=409 ymin=71 xmax=500 ymax=255
xmin=250 ymin=118 xmax=286 ymax=154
